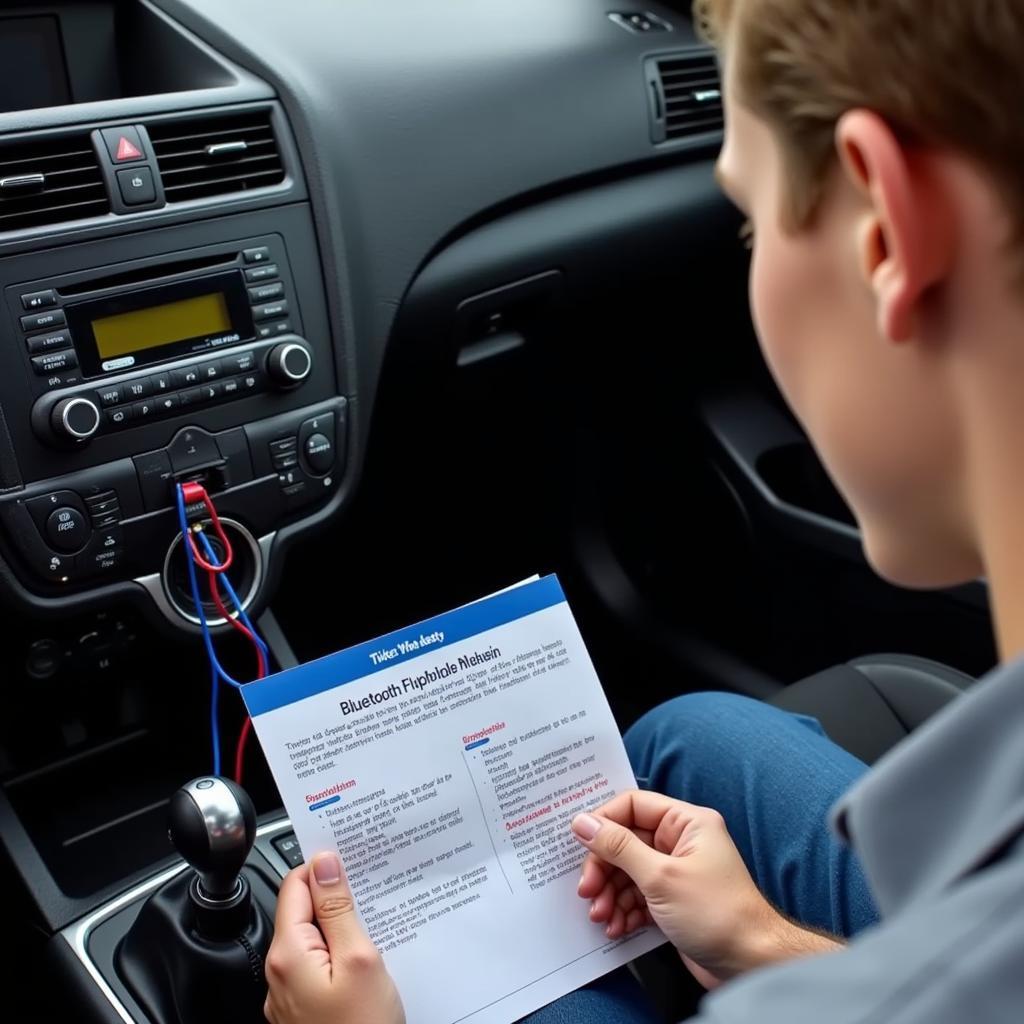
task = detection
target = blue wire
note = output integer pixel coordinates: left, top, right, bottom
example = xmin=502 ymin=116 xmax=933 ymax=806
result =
xmin=196 ymin=530 xmax=270 ymax=663
xmin=174 ymin=484 xmax=251 ymax=690
xmin=209 ymin=666 xmax=221 ymax=777
xmin=176 ymin=483 xmax=269 ymax=776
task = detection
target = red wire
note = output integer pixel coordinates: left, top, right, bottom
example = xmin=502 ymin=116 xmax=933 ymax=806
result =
xmin=235 ymin=718 xmax=253 ymax=786
xmin=182 ymin=483 xmax=235 ymax=573
xmin=206 ymin=566 xmax=266 ymax=786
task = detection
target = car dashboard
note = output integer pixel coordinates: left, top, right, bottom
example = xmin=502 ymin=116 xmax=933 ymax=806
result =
xmin=0 ymin=2 xmax=740 ymax=1021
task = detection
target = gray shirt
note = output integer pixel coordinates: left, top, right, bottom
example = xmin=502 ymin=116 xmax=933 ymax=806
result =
xmin=700 ymin=656 xmax=1024 ymax=1023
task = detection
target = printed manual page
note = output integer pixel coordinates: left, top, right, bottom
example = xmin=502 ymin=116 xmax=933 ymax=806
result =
xmin=243 ymin=575 xmax=664 ymax=1024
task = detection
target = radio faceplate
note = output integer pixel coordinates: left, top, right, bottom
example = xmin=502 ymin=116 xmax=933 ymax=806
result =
xmin=10 ymin=236 xmax=297 ymax=401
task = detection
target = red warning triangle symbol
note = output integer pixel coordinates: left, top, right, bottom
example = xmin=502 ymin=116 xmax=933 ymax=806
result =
xmin=116 ymin=136 xmax=142 ymax=161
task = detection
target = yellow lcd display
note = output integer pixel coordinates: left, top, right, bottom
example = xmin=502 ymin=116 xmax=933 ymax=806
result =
xmin=91 ymin=292 xmax=232 ymax=360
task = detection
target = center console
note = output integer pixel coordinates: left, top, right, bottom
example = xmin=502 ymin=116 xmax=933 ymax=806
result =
xmin=0 ymin=204 xmax=346 ymax=628
xmin=0 ymin=6 xmax=355 ymax=1015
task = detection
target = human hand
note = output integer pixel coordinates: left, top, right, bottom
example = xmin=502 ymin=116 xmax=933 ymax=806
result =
xmin=572 ymin=791 xmax=840 ymax=989
xmin=264 ymin=851 xmax=405 ymax=1024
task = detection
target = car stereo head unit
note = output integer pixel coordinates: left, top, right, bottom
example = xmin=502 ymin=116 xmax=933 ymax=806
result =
xmin=66 ymin=270 xmax=254 ymax=378
xmin=12 ymin=238 xmax=314 ymax=446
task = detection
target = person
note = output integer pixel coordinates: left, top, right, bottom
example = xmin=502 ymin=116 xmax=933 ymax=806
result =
xmin=261 ymin=0 xmax=1024 ymax=1021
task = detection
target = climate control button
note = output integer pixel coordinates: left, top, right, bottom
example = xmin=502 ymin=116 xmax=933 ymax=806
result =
xmin=46 ymin=506 xmax=89 ymax=553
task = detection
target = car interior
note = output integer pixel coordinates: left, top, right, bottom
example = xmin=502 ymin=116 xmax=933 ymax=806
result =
xmin=0 ymin=2 xmax=999 ymax=1021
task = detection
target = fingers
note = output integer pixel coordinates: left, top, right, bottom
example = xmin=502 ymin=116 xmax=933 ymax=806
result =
xmin=271 ymin=865 xmax=329 ymax=965
xmin=577 ymin=852 xmax=607 ymax=899
xmin=274 ymin=864 xmax=313 ymax=930
xmin=589 ymin=790 xmax=706 ymax=835
xmin=308 ymin=851 xmax=372 ymax=970
xmin=589 ymin=868 xmax=634 ymax=922
xmin=571 ymin=812 xmax=661 ymax=890
xmin=577 ymin=826 xmax=654 ymax=899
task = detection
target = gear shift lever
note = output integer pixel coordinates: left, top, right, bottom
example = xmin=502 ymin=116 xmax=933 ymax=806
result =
xmin=116 ymin=777 xmax=273 ymax=1024
xmin=168 ymin=776 xmax=258 ymax=938
xmin=170 ymin=776 xmax=256 ymax=897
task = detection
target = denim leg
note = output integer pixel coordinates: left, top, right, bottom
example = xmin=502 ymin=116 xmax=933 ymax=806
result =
xmin=518 ymin=968 xmax=662 ymax=1024
xmin=626 ymin=691 xmax=879 ymax=938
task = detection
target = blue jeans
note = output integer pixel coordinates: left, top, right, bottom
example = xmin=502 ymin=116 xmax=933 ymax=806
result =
xmin=521 ymin=692 xmax=880 ymax=1024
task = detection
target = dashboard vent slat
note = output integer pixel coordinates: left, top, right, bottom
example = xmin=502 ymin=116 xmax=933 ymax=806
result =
xmin=149 ymin=110 xmax=285 ymax=203
xmin=0 ymin=133 xmax=109 ymax=232
xmin=648 ymin=50 xmax=724 ymax=144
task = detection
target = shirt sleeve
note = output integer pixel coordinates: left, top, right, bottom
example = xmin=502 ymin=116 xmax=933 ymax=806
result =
xmin=689 ymin=851 xmax=1024 ymax=1024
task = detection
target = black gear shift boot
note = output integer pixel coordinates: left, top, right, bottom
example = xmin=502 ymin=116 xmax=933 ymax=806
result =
xmin=115 ymin=867 xmax=273 ymax=1024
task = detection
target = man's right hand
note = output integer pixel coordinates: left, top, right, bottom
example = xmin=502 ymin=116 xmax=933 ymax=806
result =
xmin=572 ymin=791 xmax=842 ymax=989
xmin=264 ymin=851 xmax=405 ymax=1024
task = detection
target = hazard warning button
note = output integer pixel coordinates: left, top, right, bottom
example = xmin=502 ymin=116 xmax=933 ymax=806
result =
xmin=100 ymin=126 xmax=146 ymax=164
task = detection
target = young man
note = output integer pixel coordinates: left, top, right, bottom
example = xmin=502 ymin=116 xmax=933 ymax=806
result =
xmin=262 ymin=1 xmax=1024 ymax=1021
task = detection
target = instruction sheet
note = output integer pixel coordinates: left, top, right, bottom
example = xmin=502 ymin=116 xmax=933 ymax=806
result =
xmin=243 ymin=574 xmax=664 ymax=1024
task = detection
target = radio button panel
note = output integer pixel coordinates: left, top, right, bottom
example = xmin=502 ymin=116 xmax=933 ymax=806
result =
xmin=21 ymin=289 xmax=57 ymax=311
xmin=22 ymin=308 xmax=67 ymax=333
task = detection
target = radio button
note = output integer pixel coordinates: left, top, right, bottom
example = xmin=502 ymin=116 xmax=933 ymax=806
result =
xmin=134 ymin=450 xmax=174 ymax=510
xmin=22 ymin=308 xmax=66 ymax=332
xmin=52 ymin=397 xmax=101 ymax=443
xmin=27 ymin=329 xmax=72 ymax=354
xmin=86 ymin=495 xmax=119 ymax=517
xmin=244 ymin=263 xmax=278 ymax=283
xmin=243 ymin=246 xmax=271 ymax=264
xmin=221 ymin=377 xmax=241 ymax=398
xmin=32 ymin=350 xmax=77 ymax=375
xmin=80 ymin=526 xmax=124 ymax=577
xmin=150 ymin=372 xmax=173 ymax=393
xmin=96 ymin=384 xmax=124 ymax=407
xmin=257 ymin=320 xmax=292 ymax=339
xmin=168 ymin=428 xmax=220 ymax=472
xmin=268 ymin=342 xmax=312 ymax=386
xmin=21 ymin=289 xmax=57 ymax=311
xmin=223 ymin=350 xmax=256 ymax=374
xmin=252 ymin=299 xmax=289 ymax=322
xmin=106 ymin=406 xmax=133 ymax=428
xmin=170 ymin=365 xmax=201 ymax=387
xmin=248 ymin=282 xmax=284 ymax=303
xmin=46 ymin=507 xmax=89 ymax=554
xmin=116 ymin=166 xmax=156 ymax=206
xmin=124 ymin=378 xmax=152 ymax=400
xmin=90 ymin=511 xmax=120 ymax=530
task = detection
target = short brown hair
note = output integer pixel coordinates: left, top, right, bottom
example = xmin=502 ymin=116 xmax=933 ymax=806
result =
xmin=696 ymin=0 xmax=1024 ymax=235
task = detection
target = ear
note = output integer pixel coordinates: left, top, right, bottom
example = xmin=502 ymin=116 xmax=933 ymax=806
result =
xmin=835 ymin=110 xmax=953 ymax=342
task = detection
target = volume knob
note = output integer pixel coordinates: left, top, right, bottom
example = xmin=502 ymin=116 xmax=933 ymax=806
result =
xmin=52 ymin=396 xmax=101 ymax=442
xmin=267 ymin=342 xmax=312 ymax=386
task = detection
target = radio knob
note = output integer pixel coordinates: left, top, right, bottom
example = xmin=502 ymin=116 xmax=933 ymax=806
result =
xmin=52 ymin=396 xmax=101 ymax=442
xmin=267 ymin=342 xmax=312 ymax=386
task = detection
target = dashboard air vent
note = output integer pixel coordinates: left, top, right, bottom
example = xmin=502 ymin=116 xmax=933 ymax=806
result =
xmin=148 ymin=110 xmax=285 ymax=203
xmin=0 ymin=133 xmax=109 ymax=232
xmin=647 ymin=50 xmax=723 ymax=143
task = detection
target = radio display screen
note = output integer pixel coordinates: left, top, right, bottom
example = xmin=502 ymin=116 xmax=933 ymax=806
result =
xmin=91 ymin=292 xmax=232 ymax=361
xmin=66 ymin=270 xmax=257 ymax=378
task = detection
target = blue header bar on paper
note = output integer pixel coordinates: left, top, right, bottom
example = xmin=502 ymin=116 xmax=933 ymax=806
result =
xmin=242 ymin=575 xmax=566 ymax=717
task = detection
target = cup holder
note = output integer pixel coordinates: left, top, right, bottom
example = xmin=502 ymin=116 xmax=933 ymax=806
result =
xmin=162 ymin=517 xmax=263 ymax=627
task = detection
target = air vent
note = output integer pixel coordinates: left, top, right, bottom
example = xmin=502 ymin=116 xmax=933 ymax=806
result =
xmin=647 ymin=51 xmax=723 ymax=143
xmin=0 ymin=133 xmax=109 ymax=232
xmin=148 ymin=110 xmax=285 ymax=203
